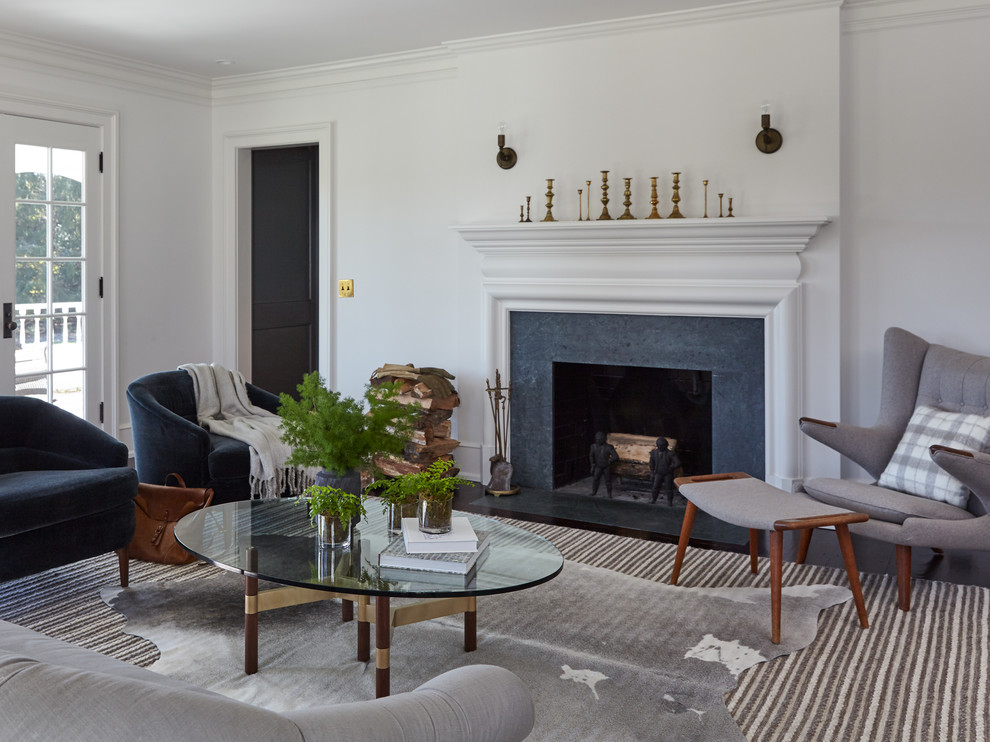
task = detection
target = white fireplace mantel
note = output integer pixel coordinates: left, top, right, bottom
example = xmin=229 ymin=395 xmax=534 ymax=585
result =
xmin=453 ymin=216 xmax=831 ymax=490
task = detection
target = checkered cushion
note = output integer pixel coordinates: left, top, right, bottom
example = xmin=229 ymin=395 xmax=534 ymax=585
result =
xmin=878 ymin=404 xmax=990 ymax=508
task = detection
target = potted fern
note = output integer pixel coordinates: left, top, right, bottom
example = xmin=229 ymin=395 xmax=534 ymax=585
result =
xmin=366 ymin=473 xmax=422 ymax=537
xmin=413 ymin=459 xmax=474 ymax=534
xmin=301 ymin=484 xmax=366 ymax=550
xmin=278 ymin=372 xmax=419 ymax=496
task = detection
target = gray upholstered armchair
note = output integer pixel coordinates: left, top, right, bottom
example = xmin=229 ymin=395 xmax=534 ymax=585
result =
xmin=799 ymin=327 xmax=990 ymax=611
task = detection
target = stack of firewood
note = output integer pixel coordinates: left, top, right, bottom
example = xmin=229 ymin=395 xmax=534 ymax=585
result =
xmin=370 ymin=364 xmax=461 ymax=476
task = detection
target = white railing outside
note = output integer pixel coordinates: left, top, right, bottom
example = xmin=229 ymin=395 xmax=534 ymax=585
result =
xmin=15 ymin=301 xmax=85 ymax=416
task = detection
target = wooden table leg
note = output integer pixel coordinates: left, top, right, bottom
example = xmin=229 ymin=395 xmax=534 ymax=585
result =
xmin=671 ymin=501 xmax=697 ymax=585
xmin=748 ymin=529 xmax=760 ymax=574
xmin=464 ymin=596 xmax=477 ymax=652
xmin=244 ymin=546 xmax=259 ymax=674
xmin=376 ymin=596 xmax=390 ymax=698
xmin=835 ymin=524 xmax=869 ymax=628
xmin=357 ymin=595 xmax=370 ymax=662
xmin=341 ymin=599 xmax=353 ymax=623
xmin=770 ymin=530 xmax=783 ymax=644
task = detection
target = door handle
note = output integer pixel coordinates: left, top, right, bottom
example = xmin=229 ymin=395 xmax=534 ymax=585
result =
xmin=3 ymin=303 xmax=16 ymax=339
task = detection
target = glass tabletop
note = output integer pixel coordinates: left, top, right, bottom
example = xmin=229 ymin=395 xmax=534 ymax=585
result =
xmin=175 ymin=499 xmax=563 ymax=599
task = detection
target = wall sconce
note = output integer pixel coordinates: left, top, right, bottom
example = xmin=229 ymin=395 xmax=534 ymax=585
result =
xmin=496 ymin=122 xmax=518 ymax=169
xmin=755 ymin=104 xmax=783 ymax=154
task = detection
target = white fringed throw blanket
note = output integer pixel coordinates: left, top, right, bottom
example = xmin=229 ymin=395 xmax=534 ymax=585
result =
xmin=179 ymin=363 xmax=316 ymax=499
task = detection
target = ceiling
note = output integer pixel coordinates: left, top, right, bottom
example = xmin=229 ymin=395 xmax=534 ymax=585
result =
xmin=0 ymin=0 xmax=735 ymax=79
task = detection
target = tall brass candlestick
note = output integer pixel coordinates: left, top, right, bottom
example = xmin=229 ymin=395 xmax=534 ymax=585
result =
xmin=718 ymin=193 xmax=724 ymax=218
xmin=578 ymin=189 xmax=583 ymax=221
xmin=525 ymin=196 xmax=532 ymax=222
xmin=585 ymin=181 xmax=592 ymax=221
xmin=668 ymin=172 xmax=684 ymax=218
xmin=597 ymin=171 xmax=612 ymax=220
xmin=542 ymin=179 xmax=556 ymax=222
xmin=618 ymin=178 xmax=635 ymax=219
xmin=646 ymin=176 xmax=662 ymax=219
xmin=703 ymin=180 xmax=709 ymax=218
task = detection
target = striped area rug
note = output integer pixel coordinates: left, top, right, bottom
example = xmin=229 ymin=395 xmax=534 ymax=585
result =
xmin=1 ymin=518 xmax=987 ymax=741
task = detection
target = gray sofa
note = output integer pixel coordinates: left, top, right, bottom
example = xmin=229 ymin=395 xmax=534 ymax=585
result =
xmin=0 ymin=620 xmax=534 ymax=742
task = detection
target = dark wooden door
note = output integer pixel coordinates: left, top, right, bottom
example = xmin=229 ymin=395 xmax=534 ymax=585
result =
xmin=251 ymin=145 xmax=318 ymax=398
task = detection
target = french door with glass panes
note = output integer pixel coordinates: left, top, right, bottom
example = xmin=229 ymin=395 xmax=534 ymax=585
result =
xmin=0 ymin=115 xmax=102 ymax=423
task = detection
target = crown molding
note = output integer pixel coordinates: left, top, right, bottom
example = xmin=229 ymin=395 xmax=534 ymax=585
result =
xmin=0 ymin=29 xmax=211 ymax=105
xmin=842 ymin=0 xmax=990 ymax=32
xmin=445 ymin=0 xmax=842 ymax=55
xmin=210 ymin=47 xmax=458 ymax=104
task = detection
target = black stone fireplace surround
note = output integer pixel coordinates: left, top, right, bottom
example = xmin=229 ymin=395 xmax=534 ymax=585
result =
xmin=509 ymin=312 xmax=765 ymax=491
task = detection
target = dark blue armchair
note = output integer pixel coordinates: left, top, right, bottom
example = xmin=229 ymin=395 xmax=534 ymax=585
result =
xmin=0 ymin=396 xmax=137 ymax=585
xmin=126 ymin=371 xmax=281 ymax=504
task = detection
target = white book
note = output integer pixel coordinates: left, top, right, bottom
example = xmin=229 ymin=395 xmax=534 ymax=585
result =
xmin=379 ymin=531 xmax=491 ymax=574
xmin=401 ymin=517 xmax=479 ymax=553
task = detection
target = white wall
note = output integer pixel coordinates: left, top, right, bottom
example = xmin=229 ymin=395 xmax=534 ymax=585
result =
xmin=840 ymin=0 xmax=990 ymax=477
xmin=212 ymin=1 xmax=842 ymax=481
xmin=0 ymin=46 xmax=213 ymax=444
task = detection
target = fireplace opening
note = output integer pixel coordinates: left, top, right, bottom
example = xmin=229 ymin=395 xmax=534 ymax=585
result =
xmin=552 ymin=362 xmax=713 ymax=494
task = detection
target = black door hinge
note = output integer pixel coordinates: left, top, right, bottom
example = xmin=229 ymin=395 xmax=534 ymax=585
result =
xmin=99 ymin=152 xmax=104 ymax=173
xmin=99 ymin=402 xmax=104 ymax=424
xmin=99 ymin=277 xmax=104 ymax=298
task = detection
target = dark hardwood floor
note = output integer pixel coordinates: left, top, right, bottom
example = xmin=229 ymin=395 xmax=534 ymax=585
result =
xmin=454 ymin=485 xmax=990 ymax=590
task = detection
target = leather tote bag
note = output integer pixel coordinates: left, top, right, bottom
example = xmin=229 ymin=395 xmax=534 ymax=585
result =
xmin=127 ymin=473 xmax=214 ymax=564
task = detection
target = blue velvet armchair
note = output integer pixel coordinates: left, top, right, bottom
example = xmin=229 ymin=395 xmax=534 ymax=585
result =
xmin=0 ymin=396 xmax=137 ymax=585
xmin=126 ymin=370 xmax=281 ymax=504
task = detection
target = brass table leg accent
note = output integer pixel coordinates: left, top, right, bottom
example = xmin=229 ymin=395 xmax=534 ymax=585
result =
xmin=376 ymin=596 xmax=391 ymax=698
xmin=357 ymin=594 xmax=371 ymax=662
xmin=465 ymin=596 xmax=477 ymax=652
xmin=245 ymin=547 xmax=259 ymax=675
xmin=748 ymin=529 xmax=760 ymax=574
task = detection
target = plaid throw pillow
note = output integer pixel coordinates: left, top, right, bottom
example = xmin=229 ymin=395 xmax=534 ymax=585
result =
xmin=878 ymin=404 xmax=990 ymax=508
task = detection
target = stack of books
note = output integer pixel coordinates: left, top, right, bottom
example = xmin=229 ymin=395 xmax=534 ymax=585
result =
xmin=378 ymin=517 xmax=490 ymax=579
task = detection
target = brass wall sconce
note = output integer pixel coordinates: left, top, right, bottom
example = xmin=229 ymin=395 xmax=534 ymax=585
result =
xmin=755 ymin=104 xmax=782 ymax=154
xmin=496 ymin=122 xmax=517 ymax=169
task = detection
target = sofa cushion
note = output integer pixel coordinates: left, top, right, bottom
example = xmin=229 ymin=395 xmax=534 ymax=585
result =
xmin=0 ymin=468 xmax=138 ymax=539
xmin=0 ymin=447 xmax=100 ymax=475
xmin=878 ymin=404 xmax=990 ymax=508
xmin=803 ymin=477 xmax=975 ymax=524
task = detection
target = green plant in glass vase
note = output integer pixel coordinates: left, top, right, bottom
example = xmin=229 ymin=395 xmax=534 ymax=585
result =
xmin=413 ymin=459 xmax=474 ymax=534
xmin=278 ymin=372 xmax=419 ymax=495
xmin=300 ymin=484 xmax=367 ymax=550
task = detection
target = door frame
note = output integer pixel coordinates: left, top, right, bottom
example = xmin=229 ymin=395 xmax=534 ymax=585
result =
xmin=0 ymin=92 xmax=119 ymax=432
xmin=218 ymin=124 xmax=333 ymax=387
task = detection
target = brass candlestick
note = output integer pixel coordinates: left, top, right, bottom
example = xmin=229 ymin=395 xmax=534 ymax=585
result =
xmin=578 ymin=189 xmax=583 ymax=221
xmin=668 ymin=172 xmax=684 ymax=218
xmin=542 ymin=179 xmax=556 ymax=222
xmin=727 ymin=197 xmax=735 ymax=217
xmin=519 ymin=205 xmax=524 ymax=222
xmin=718 ymin=193 xmax=724 ymax=218
xmin=525 ymin=196 xmax=532 ymax=222
xmin=585 ymin=181 xmax=592 ymax=221
xmin=597 ymin=171 xmax=612 ymax=220
xmin=703 ymin=180 xmax=709 ymax=218
xmin=618 ymin=178 xmax=635 ymax=219
xmin=646 ymin=176 xmax=662 ymax=219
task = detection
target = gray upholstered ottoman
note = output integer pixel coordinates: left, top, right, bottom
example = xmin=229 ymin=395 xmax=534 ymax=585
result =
xmin=670 ymin=472 xmax=870 ymax=643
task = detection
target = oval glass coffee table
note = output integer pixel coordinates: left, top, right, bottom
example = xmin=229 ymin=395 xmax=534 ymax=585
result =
xmin=175 ymin=499 xmax=563 ymax=697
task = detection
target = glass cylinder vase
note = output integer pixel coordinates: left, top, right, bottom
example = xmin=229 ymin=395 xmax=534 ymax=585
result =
xmin=315 ymin=513 xmax=352 ymax=550
xmin=386 ymin=500 xmax=419 ymax=537
xmin=417 ymin=498 xmax=453 ymax=534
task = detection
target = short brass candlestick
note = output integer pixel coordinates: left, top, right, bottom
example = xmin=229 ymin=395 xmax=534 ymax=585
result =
xmin=525 ymin=196 xmax=532 ymax=223
xmin=668 ymin=172 xmax=684 ymax=218
xmin=718 ymin=193 xmax=724 ymax=218
xmin=618 ymin=178 xmax=635 ymax=219
xmin=727 ymin=197 xmax=735 ymax=217
xmin=542 ymin=179 xmax=556 ymax=222
xmin=519 ymin=205 xmax=524 ymax=222
xmin=597 ymin=171 xmax=612 ymax=220
xmin=578 ymin=189 xmax=583 ymax=221
xmin=646 ymin=176 xmax=662 ymax=219
xmin=585 ymin=181 xmax=592 ymax=221
xmin=703 ymin=180 xmax=709 ymax=218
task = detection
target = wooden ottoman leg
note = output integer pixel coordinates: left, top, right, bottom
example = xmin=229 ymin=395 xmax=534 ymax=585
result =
xmin=116 ymin=548 xmax=129 ymax=588
xmin=796 ymin=528 xmax=813 ymax=565
xmin=671 ymin=501 xmax=698 ymax=585
xmin=835 ymin=524 xmax=869 ymax=628
xmin=770 ymin=530 xmax=783 ymax=644
xmin=896 ymin=544 xmax=912 ymax=612
xmin=748 ymin=529 xmax=760 ymax=574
